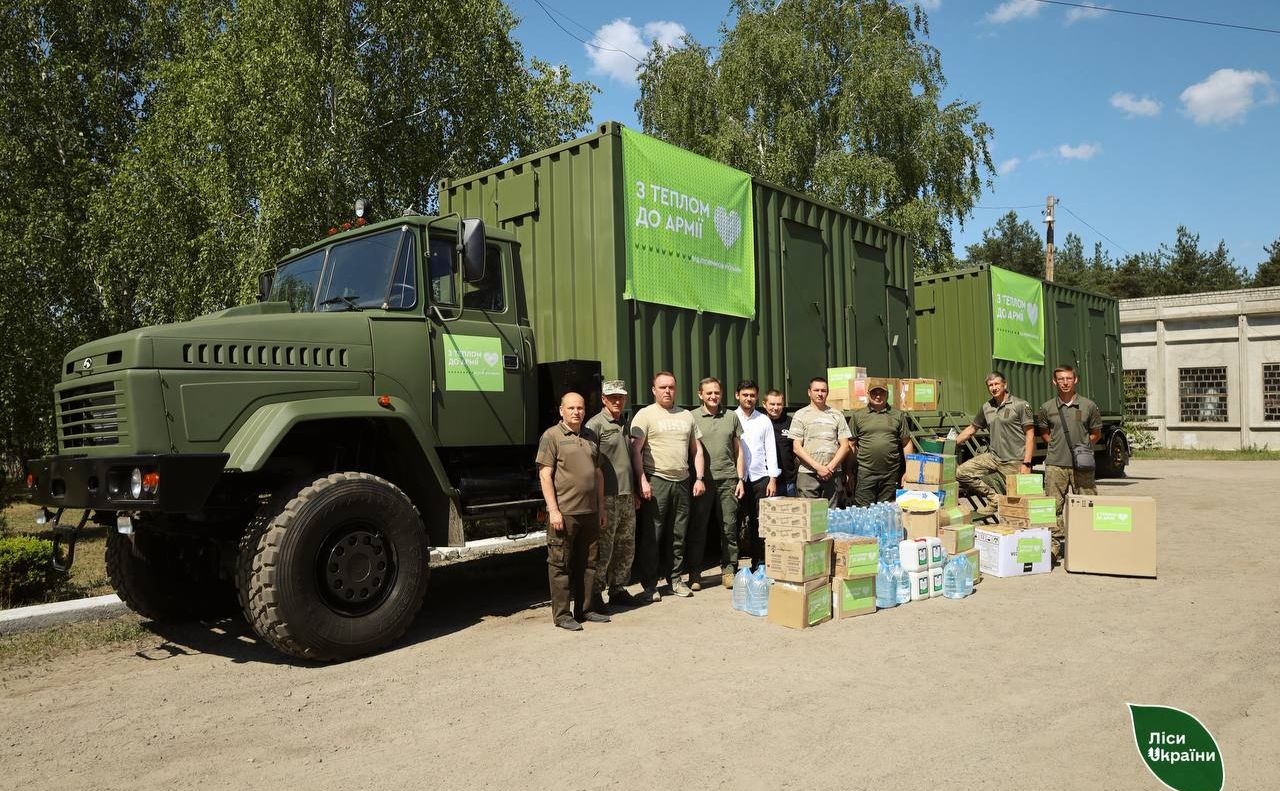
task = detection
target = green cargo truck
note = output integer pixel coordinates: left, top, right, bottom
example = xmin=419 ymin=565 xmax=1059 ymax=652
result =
xmin=24 ymin=124 xmax=914 ymax=660
xmin=912 ymin=264 xmax=1130 ymax=477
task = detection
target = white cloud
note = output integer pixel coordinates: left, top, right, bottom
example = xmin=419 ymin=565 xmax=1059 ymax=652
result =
xmin=986 ymin=0 xmax=1039 ymax=23
xmin=1110 ymin=92 xmax=1162 ymax=118
xmin=1179 ymin=68 xmax=1276 ymax=126
xmin=585 ymin=18 xmax=687 ymax=84
xmin=1065 ymin=2 xmax=1108 ymax=24
xmin=915 ymin=0 xmax=942 ymax=9
xmin=998 ymin=157 xmax=1022 ymax=175
xmin=1058 ymin=142 xmax=1101 ymax=160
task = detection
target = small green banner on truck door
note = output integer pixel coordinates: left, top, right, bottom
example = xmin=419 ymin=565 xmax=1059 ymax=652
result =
xmin=621 ymin=128 xmax=756 ymax=318
xmin=990 ymin=266 xmax=1045 ymax=365
xmin=443 ymin=334 xmax=504 ymax=392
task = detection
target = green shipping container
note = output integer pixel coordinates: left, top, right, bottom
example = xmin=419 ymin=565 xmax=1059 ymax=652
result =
xmin=913 ymin=265 xmax=1123 ymax=419
xmin=440 ymin=122 xmax=915 ymax=406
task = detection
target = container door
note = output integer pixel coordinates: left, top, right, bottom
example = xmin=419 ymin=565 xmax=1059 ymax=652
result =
xmin=429 ymin=239 xmax=533 ymax=446
xmin=781 ymin=221 xmax=828 ymax=403
xmin=885 ymin=286 xmax=910 ymax=377
xmin=854 ymin=242 xmax=889 ymax=374
xmin=1054 ymin=300 xmax=1078 ymax=371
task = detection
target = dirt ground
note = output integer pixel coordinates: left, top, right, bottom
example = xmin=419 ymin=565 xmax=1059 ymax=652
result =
xmin=2 ymin=460 xmax=1277 ymax=790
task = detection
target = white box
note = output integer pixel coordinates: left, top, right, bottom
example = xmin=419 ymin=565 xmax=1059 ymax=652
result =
xmin=975 ymin=526 xmax=1052 ymax=578
xmin=908 ymin=569 xmax=931 ymax=601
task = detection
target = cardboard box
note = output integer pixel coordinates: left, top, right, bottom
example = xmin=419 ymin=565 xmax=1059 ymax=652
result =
xmin=958 ymin=547 xmax=982 ymax=586
xmin=765 ymin=538 xmax=833 ymax=583
xmin=902 ymin=509 xmax=939 ymax=541
xmin=896 ymin=488 xmax=942 ymax=512
xmin=937 ymin=523 xmax=975 ymax=554
xmin=831 ymin=536 xmax=879 ymax=578
xmin=1004 ymin=473 xmax=1045 ymax=496
xmin=827 ymin=366 xmax=868 ymax=409
xmin=996 ymin=495 xmax=1057 ymax=526
xmin=865 ymin=377 xmax=898 ymax=407
xmin=905 ymin=481 xmax=959 ymax=509
xmin=975 ymin=526 xmax=1051 ymax=577
xmin=896 ymin=378 xmax=940 ymax=411
xmin=759 ymin=497 xmax=828 ymax=541
xmin=1065 ymin=495 xmax=1157 ymax=578
xmin=936 ymin=505 xmax=973 ymax=528
xmin=767 ymin=578 xmax=832 ymax=629
xmin=831 ymin=574 xmax=876 ymax=619
xmin=904 ymin=453 xmax=957 ymax=485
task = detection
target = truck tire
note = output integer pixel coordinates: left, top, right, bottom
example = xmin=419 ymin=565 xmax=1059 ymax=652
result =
xmin=240 ymin=472 xmax=429 ymax=661
xmin=106 ymin=528 xmax=233 ymax=622
xmin=1096 ymin=428 xmax=1130 ymax=478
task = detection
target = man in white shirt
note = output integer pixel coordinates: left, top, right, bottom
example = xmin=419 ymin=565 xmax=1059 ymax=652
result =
xmin=734 ymin=380 xmax=779 ymax=573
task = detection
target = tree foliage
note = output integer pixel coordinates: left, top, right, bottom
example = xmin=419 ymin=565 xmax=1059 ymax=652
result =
xmin=0 ymin=0 xmax=594 ymax=464
xmin=1249 ymin=238 xmax=1280 ymax=288
xmin=635 ymin=0 xmax=994 ymax=272
xmin=963 ymin=211 xmax=1043 ymax=278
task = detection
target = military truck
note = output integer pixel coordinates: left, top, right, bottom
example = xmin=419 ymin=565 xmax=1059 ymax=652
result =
xmin=25 ymin=124 xmax=917 ymax=660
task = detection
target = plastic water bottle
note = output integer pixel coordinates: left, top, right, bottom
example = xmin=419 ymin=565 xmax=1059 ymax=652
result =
xmin=732 ymin=567 xmax=751 ymax=611
xmin=746 ymin=566 xmax=769 ymax=616
xmin=876 ymin=561 xmax=897 ymax=609
xmin=958 ymin=554 xmax=974 ymax=597
xmin=893 ymin=562 xmax=912 ymax=605
xmin=943 ymin=554 xmax=968 ymax=599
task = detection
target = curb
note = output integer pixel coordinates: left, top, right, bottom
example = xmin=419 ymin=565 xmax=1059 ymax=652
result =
xmin=0 ymin=532 xmax=549 ymax=635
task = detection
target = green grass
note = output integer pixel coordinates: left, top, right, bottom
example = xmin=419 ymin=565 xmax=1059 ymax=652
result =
xmin=1132 ymin=447 xmax=1280 ymax=461
xmin=2 ymin=500 xmax=112 ymax=604
xmin=0 ymin=614 xmax=149 ymax=673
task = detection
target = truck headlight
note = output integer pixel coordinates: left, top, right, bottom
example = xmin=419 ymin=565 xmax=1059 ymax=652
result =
xmin=130 ymin=468 xmax=143 ymax=499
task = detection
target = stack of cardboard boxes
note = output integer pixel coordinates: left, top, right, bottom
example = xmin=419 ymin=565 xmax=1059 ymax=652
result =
xmin=975 ymin=474 xmax=1053 ymax=578
xmin=903 ymin=448 xmax=960 ymax=512
xmin=830 ymin=534 xmax=879 ymax=620
xmin=821 ymin=369 xmax=941 ymax=413
xmin=759 ymin=498 xmax=832 ymax=629
xmin=825 ymin=366 xmax=868 ymax=411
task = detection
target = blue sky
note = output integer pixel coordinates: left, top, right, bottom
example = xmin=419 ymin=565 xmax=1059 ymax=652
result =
xmin=512 ymin=0 xmax=1279 ymax=273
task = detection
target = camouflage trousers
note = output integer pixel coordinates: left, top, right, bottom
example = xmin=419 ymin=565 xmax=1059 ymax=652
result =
xmin=956 ymin=452 xmax=1022 ymax=508
xmin=594 ymin=493 xmax=636 ymax=593
xmin=1044 ymin=464 xmax=1097 ymax=554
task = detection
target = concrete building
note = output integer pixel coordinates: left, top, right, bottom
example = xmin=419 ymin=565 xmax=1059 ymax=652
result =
xmin=1119 ymin=287 xmax=1280 ymax=449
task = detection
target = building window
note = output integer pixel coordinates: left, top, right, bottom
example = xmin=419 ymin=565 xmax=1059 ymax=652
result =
xmin=1265 ymin=364 xmax=1280 ymax=422
xmin=1123 ymin=369 xmax=1148 ymax=416
xmin=1178 ymin=367 xmax=1228 ymax=423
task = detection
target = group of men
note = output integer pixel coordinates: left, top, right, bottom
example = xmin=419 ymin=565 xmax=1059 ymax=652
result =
xmin=535 ymin=365 xmax=1101 ymax=631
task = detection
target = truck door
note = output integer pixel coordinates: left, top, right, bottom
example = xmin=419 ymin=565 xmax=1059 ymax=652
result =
xmin=428 ymin=238 xmax=532 ymax=447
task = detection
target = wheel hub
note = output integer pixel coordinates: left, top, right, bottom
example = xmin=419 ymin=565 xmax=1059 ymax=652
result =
xmin=319 ymin=527 xmax=394 ymax=615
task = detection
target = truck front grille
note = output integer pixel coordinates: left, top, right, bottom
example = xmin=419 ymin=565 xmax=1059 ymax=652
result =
xmin=59 ymin=381 xmax=126 ymax=448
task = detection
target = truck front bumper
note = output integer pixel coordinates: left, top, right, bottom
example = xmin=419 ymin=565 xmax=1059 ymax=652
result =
xmin=25 ymin=453 xmax=229 ymax=512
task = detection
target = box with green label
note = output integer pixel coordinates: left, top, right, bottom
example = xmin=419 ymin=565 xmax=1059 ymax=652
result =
xmin=767 ymin=578 xmax=832 ymax=629
xmin=1065 ymin=495 xmax=1157 ymax=577
xmin=826 ymin=366 xmax=868 ymax=410
xmin=831 ymin=536 xmax=879 ymax=578
xmin=765 ymin=537 xmax=833 ymax=583
xmin=831 ymin=574 xmax=877 ymax=619
xmin=758 ymin=497 xmax=828 ymax=541
xmin=936 ymin=505 xmax=973 ymax=528
xmin=904 ymin=453 xmax=957 ymax=485
xmin=896 ymin=378 xmax=940 ymax=411
xmin=1004 ymin=473 xmax=1045 ymax=496
xmin=996 ymin=495 xmax=1057 ymax=526
xmin=937 ymin=523 xmax=975 ymax=554
xmin=975 ymin=526 xmax=1051 ymax=577
xmin=904 ymin=481 xmax=958 ymax=509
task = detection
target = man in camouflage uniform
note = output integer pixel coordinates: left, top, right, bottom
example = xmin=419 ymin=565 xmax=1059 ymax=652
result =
xmin=585 ymin=380 xmax=638 ymax=608
xmin=1036 ymin=365 xmax=1103 ymax=563
xmin=955 ymin=371 xmax=1035 ymax=517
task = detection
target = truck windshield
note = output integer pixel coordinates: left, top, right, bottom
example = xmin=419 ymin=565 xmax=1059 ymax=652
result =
xmin=270 ymin=227 xmax=418 ymax=312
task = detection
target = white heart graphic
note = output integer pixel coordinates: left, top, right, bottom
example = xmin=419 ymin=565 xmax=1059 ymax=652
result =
xmin=713 ymin=206 xmax=742 ymax=249
xmin=1026 ymin=303 xmax=1039 ymax=325
xmin=483 ymin=352 xmax=500 ymax=367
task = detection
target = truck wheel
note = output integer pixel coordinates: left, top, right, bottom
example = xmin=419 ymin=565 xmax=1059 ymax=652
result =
xmin=1096 ymin=428 xmax=1130 ymax=478
xmin=240 ymin=472 xmax=429 ymax=661
xmin=106 ymin=528 xmax=233 ymax=622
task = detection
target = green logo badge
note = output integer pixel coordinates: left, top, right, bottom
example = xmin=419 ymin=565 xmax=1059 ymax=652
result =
xmin=1096 ymin=505 xmax=1134 ymax=532
xmin=443 ymin=334 xmax=504 ymax=392
xmin=1128 ymin=704 xmax=1223 ymax=791
xmin=1016 ymin=537 xmax=1042 ymax=564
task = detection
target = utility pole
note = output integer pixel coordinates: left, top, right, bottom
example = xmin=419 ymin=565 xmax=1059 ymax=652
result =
xmin=1043 ymin=194 xmax=1056 ymax=281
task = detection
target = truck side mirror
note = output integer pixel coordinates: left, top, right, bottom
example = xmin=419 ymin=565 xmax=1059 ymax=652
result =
xmin=461 ymin=218 xmax=486 ymax=283
xmin=258 ymin=270 xmax=275 ymax=302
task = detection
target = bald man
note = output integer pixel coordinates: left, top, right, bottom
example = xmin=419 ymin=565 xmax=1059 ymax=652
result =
xmin=537 ymin=392 xmax=610 ymax=631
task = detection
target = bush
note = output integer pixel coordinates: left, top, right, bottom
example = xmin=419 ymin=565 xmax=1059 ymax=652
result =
xmin=0 ymin=536 xmax=66 ymax=608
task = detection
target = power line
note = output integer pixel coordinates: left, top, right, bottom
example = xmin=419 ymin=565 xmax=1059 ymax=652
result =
xmin=1033 ymin=1 xmax=1280 ymax=36
xmin=530 ymin=0 xmax=644 ymax=64
xmin=974 ymin=204 xmax=1041 ymax=210
xmin=1058 ymin=203 xmax=1131 ymax=256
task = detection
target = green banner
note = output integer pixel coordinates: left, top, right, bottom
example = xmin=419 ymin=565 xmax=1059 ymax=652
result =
xmin=990 ymin=266 xmax=1045 ymax=364
xmin=621 ymin=128 xmax=755 ymax=318
xmin=443 ymin=334 xmax=504 ymax=392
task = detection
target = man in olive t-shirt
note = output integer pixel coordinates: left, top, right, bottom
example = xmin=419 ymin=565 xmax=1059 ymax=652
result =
xmin=1035 ymin=365 xmax=1103 ymax=562
xmin=848 ymin=384 xmax=914 ymax=506
xmin=630 ymin=372 xmax=705 ymax=602
xmin=955 ymin=371 xmax=1035 ymax=516
xmin=689 ymin=377 xmax=745 ymax=592
xmin=536 ymin=392 xmax=608 ymax=631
